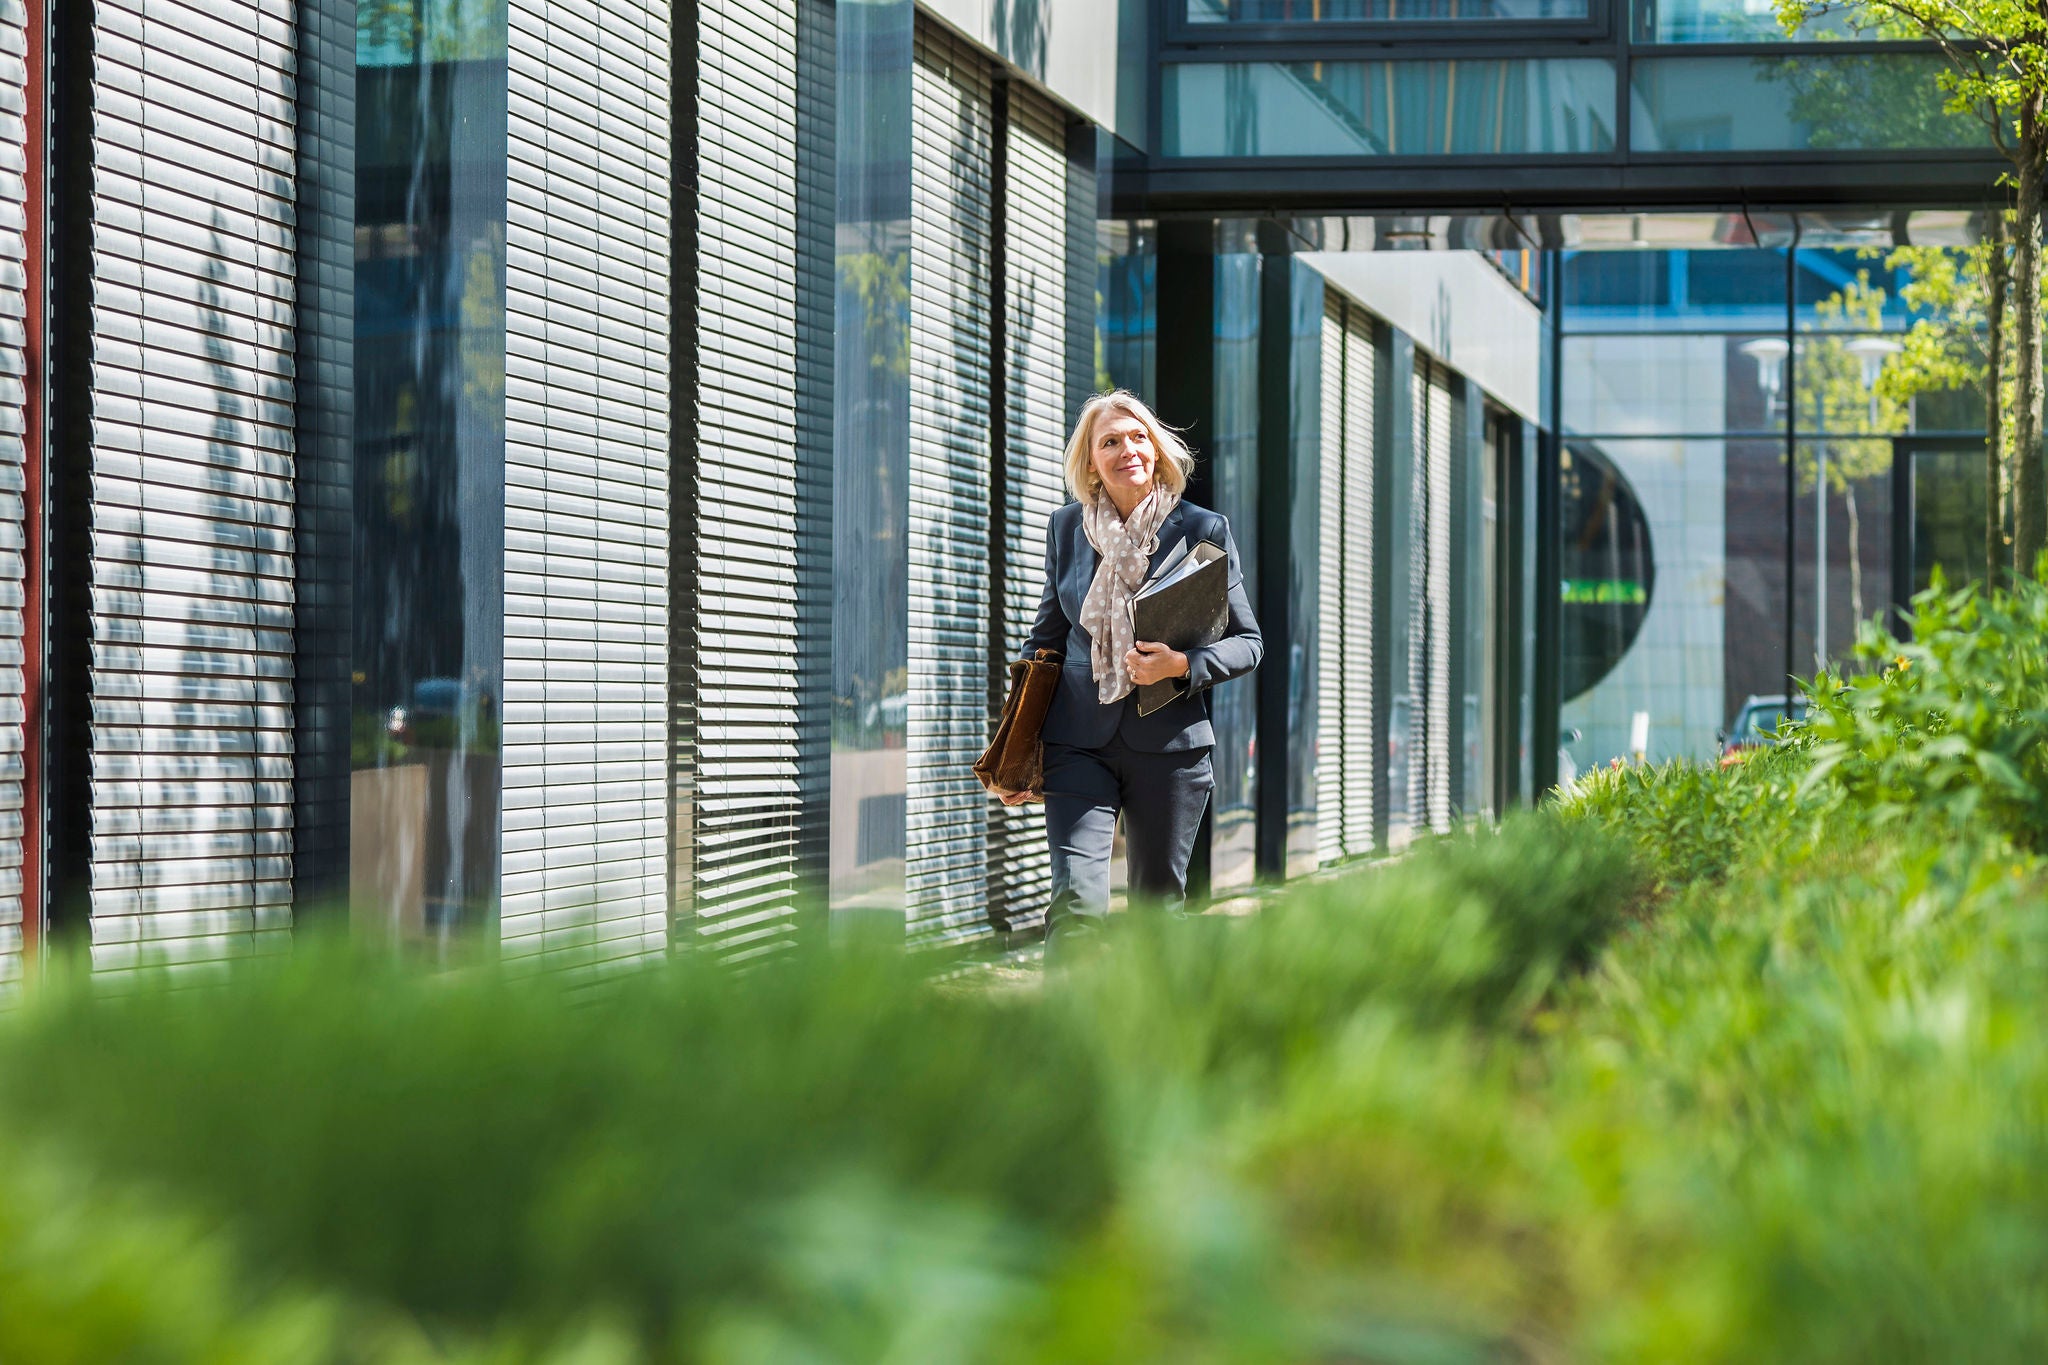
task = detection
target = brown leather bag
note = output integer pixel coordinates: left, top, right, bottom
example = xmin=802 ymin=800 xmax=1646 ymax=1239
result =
xmin=975 ymin=650 xmax=1062 ymax=800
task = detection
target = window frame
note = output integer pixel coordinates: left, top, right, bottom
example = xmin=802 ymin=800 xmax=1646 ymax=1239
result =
xmin=1163 ymin=0 xmax=1617 ymax=49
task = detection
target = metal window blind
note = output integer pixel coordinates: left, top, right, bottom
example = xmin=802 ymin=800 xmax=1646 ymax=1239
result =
xmin=1341 ymin=306 xmax=1376 ymax=857
xmin=501 ymin=0 xmax=670 ymax=969
xmin=792 ymin=0 xmax=835 ymax=906
xmin=987 ymin=82 xmax=1072 ymax=934
xmin=1315 ymin=295 xmax=1344 ymax=868
xmin=908 ymin=20 xmax=992 ymax=945
xmin=1316 ymin=293 xmax=1380 ymax=865
xmin=669 ymin=0 xmax=824 ymax=958
xmin=86 ymin=0 xmax=297 ymax=975
xmin=0 ymin=0 xmax=24 ymax=990
xmin=1405 ymin=361 xmax=1430 ymax=840
xmin=1425 ymin=359 xmax=1455 ymax=834
xmin=1446 ymin=377 xmax=1470 ymax=816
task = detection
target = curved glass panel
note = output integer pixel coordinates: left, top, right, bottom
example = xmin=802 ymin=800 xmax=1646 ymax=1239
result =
xmin=1165 ymin=60 xmax=1616 ymax=158
xmin=1559 ymin=443 xmax=1655 ymax=702
xmin=1631 ymin=55 xmax=1976 ymax=152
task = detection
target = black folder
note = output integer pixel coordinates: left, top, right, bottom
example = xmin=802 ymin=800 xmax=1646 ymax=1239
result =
xmin=1128 ymin=539 xmax=1229 ymax=717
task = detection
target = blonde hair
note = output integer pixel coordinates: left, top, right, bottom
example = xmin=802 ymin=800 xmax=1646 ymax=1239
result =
xmin=1061 ymin=390 xmax=1195 ymax=505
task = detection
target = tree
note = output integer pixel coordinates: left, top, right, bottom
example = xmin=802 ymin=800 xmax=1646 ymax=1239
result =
xmin=1869 ymin=238 xmax=2013 ymax=582
xmin=1777 ymin=0 xmax=2048 ymax=572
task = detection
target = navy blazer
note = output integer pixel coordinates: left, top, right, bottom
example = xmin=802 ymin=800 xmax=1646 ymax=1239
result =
xmin=1021 ymin=499 xmax=1263 ymax=753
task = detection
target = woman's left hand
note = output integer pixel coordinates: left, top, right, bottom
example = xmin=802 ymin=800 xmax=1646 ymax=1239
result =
xmin=1126 ymin=640 xmax=1190 ymax=687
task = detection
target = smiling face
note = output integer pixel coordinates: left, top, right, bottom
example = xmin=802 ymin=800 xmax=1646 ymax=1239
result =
xmin=1089 ymin=410 xmax=1157 ymax=507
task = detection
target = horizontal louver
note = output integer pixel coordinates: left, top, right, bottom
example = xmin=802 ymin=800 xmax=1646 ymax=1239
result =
xmin=675 ymin=0 xmax=826 ymax=959
xmin=87 ymin=0 xmax=297 ymax=974
xmin=1341 ymin=306 xmax=1376 ymax=857
xmin=908 ymin=20 xmax=992 ymax=945
xmin=0 ymin=0 xmax=24 ymax=990
xmin=989 ymin=83 xmax=1072 ymax=935
xmin=1316 ymin=296 xmax=1344 ymax=868
xmin=1425 ymin=359 xmax=1455 ymax=835
xmin=501 ymin=0 xmax=669 ymax=968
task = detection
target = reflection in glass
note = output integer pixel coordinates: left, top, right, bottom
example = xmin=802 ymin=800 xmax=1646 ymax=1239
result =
xmin=1634 ymin=0 xmax=1860 ymax=43
xmin=1631 ymin=55 xmax=1971 ymax=152
xmin=1188 ymin=0 xmax=1588 ymax=20
xmin=830 ymin=0 xmax=914 ymax=915
xmin=1284 ymin=262 xmax=1323 ymax=878
xmin=1795 ymin=440 xmax=1893 ymax=669
xmin=1560 ymin=439 xmax=1725 ymax=770
xmin=1559 ymin=445 xmax=1656 ymax=704
xmin=1564 ymin=334 xmax=1785 ymax=436
xmin=1098 ymin=221 xmax=1158 ymax=397
xmin=1909 ymin=448 xmax=1989 ymax=594
xmin=352 ymin=5 xmax=509 ymax=950
xmin=1164 ymin=60 xmax=1616 ymax=158
xmin=1209 ymin=238 xmax=1260 ymax=892
xmin=1723 ymin=438 xmax=1792 ymax=717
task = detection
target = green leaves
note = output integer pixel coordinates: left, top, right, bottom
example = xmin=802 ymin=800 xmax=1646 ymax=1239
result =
xmin=1795 ymin=568 xmax=2048 ymax=850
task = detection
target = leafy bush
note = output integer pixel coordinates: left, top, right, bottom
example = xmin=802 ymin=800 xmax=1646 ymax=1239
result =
xmin=0 ymin=940 xmax=1111 ymax=1355
xmin=1802 ymin=568 xmax=2048 ymax=849
xmin=1059 ymin=816 xmax=1640 ymax=1091
xmin=1557 ymin=744 xmax=1811 ymax=890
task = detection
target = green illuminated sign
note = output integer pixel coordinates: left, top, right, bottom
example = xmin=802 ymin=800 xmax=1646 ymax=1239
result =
xmin=1560 ymin=578 xmax=1648 ymax=606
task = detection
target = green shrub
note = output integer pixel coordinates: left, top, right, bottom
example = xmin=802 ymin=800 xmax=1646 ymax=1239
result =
xmin=1803 ymin=568 xmax=2048 ymax=850
xmin=0 ymin=940 xmax=1110 ymax=1353
xmin=16 ymin=568 xmax=2048 ymax=1362
xmin=1058 ymin=816 xmax=1640 ymax=1092
xmin=1557 ymin=745 xmax=1812 ymax=890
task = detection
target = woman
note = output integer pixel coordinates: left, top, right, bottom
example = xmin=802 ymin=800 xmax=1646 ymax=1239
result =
xmin=1006 ymin=391 xmax=1262 ymax=941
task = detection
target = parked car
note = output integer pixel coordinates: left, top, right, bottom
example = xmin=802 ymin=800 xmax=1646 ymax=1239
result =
xmin=1718 ymin=694 xmax=1807 ymax=765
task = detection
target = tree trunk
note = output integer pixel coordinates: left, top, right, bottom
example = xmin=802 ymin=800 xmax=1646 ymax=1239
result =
xmin=1988 ymin=214 xmax=2009 ymax=587
xmin=1846 ymin=478 xmax=1864 ymax=630
xmin=2012 ymin=116 xmax=2046 ymax=576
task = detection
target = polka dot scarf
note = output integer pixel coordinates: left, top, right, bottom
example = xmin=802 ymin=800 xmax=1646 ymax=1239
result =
xmin=1079 ymin=488 xmax=1178 ymax=705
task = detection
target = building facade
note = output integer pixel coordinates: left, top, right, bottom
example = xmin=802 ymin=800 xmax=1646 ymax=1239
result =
xmin=1 ymin=0 xmax=2002 ymax=981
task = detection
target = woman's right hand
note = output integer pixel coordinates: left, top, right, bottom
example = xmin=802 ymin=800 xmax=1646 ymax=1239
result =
xmin=1000 ymin=790 xmax=1035 ymax=806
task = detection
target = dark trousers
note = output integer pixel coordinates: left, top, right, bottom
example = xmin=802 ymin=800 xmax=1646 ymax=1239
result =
xmin=1042 ymin=734 xmax=1214 ymax=933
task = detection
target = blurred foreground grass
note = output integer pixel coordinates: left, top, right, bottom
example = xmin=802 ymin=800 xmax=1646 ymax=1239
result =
xmin=9 ymin=575 xmax=2048 ymax=1361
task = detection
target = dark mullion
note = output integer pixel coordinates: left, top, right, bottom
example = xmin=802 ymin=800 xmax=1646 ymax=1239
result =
xmin=43 ymin=0 xmax=93 ymax=942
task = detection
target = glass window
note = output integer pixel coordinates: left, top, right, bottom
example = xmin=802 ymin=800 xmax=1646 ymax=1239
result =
xmin=1558 ymin=439 xmax=1724 ymax=769
xmin=1635 ymin=0 xmax=1863 ymax=43
xmin=1097 ymin=221 xmax=1157 ymax=398
xmin=1631 ymin=55 xmax=1976 ymax=152
xmin=830 ymin=0 xmax=914 ymax=915
xmin=1189 ymin=0 xmax=1590 ymax=22
xmin=1285 ymin=261 xmax=1324 ymax=878
xmin=1561 ymin=249 xmax=1789 ymax=333
xmin=1564 ymin=334 xmax=1786 ymax=436
xmin=1208 ymin=241 xmax=1262 ymax=892
xmin=1910 ymin=447 xmax=1990 ymax=593
xmin=1795 ymin=333 xmax=1912 ymax=436
xmin=353 ymin=3 xmax=510 ymax=948
xmin=1163 ymin=60 xmax=1616 ymax=158
xmin=1793 ymin=438 xmax=1894 ymax=670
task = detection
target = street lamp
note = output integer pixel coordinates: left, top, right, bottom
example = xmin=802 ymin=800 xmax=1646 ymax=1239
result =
xmin=1844 ymin=335 xmax=1902 ymax=425
xmin=1740 ymin=336 xmax=1790 ymax=416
